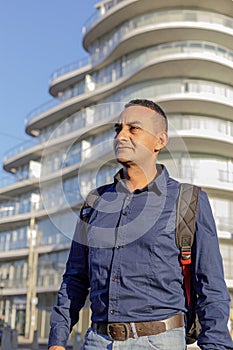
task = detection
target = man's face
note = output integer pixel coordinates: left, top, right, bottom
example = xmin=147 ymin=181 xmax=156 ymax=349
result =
xmin=113 ymin=105 xmax=166 ymax=166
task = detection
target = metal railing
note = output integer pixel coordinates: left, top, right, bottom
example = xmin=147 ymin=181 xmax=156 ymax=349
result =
xmin=87 ymin=9 xmax=233 ymax=63
xmin=3 ymin=75 xmax=233 ymax=170
xmin=25 ymin=41 xmax=233 ymax=130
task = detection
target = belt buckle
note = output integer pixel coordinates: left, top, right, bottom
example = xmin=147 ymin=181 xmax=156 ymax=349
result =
xmin=107 ymin=323 xmax=129 ymax=340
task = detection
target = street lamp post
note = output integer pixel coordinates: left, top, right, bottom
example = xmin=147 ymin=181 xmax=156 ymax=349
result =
xmin=25 ymin=193 xmax=40 ymax=341
xmin=0 ymin=280 xmax=5 ymax=325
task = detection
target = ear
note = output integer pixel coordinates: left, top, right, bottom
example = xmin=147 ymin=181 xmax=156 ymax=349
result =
xmin=154 ymin=131 xmax=168 ymax=152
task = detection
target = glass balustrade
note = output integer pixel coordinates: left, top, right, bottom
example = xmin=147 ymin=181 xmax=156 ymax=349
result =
xmin=49 ymin=56 xmax=91 ymax=82
xmin=3 ymin=139 xmax=40 ymax=161
xmin=0 ymin=259 xmax=28 ymax=289
xmin=0 ymin=226 xmax=28 ymax=252
xmin=160 ymin=153 xmax=233 ymax=186
xmin=0 ymin=161 xmax=117 ymax=218
xmin=3 ymin=278 xmax=28 ymax=289
xmin=83 ymin=5 xmax=233 ymax=38
xmin=169 ymin=115 xmax=233 ymax=138
xmin=1 ymin=150 xmax=232 ymax=220
xmin=2 ymin=110 xmax=233 ymax=190
xmin=37 ymin=273 xmax=62 ymax=288
xmin=85 ymin=9 xmax=233 ymax=63
xmin=5 ymin=102 xmax=120 ymax=162
xmin=76 ymin=0 xmax=125 ymax=36
xmin=50 ymin=39 xmax=233 ymax=101
xmin=220 ymin=243 xmax=233 ymax=279
xmin=21 ymin=8 xmax=233 ymax=149
xmin=8 ymin=72 xmax=233 ymax=166
xmin=27 ymin=41 xmax=233 ymax=123
xmin=0 ymin=214 xmax=72 ymax=253
xmin=37 ymin=250 xmax=68 ymax=288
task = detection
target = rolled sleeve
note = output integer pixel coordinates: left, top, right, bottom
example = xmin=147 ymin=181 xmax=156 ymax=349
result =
xmin=194 ymin=190 xmax=233 ymax=350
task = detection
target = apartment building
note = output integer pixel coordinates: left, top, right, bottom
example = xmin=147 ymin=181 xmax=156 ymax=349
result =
xmin=0 ymin=0 xmax=233 ymax=339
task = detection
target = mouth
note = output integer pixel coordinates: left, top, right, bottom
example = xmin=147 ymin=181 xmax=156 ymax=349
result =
xmin=117 ymin=147 xmax=132 ymax=150
xmin=116 ymin=145 xmax=133 ymax=150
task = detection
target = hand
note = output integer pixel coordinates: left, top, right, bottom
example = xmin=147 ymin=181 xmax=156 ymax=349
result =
xmin=49 ymin=346 xmax=65 ymax=350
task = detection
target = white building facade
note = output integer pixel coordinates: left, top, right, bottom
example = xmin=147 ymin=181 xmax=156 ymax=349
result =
xmin=0 ymin=0 xmax=233 ymax=340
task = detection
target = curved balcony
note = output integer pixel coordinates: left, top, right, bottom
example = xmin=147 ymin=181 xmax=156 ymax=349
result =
xmin=220 ymin=242 xmax=233 ymax=287
xmin=0 ymin=140 xmax=115 ymax=227
xmin=4 ymin=105 xmax=119 ymax=172
xmin=167 ymin=114 xmax=233 ymax=158
xmin=26 ymin=63 xmax=233 ymax=136
xmin=159 ymin=153 xmax=233 ymax=197
xmin=49 ymin=9 xmax=233 ymax=98
xmin=37 ymin=273 xmax=63 ymax=293
xmin=83 ymin=0 xmax=125 ymax=33
xmin=13 ymin=41 xmax=233 ymax=151
xmin=0 ymin=231 xmax=70 ymax=260
xmin=4 ymin=112 xmax=233 ymax=197
xmin=0 ymin=197 xmax=82 ymax=231
xmin=0 ymin=248 xmax=29 ymax=261
xmin=7 ymin=112 xmax=233 ymax=172
xmin=167 ymin=129 xmax=233 ymax=158
xmin=49 ymin=39 xmax=233 ymax=98
xmin=1 ymin=281 xmax=27 ymax=296
xmin=49 ymin=57 xmax=92 ymax=97
xmin=83 ymin=6 xmax=233 ymax=52
xmin=1 ymin=124 xmax=233 ymax=229
xmin=49 ymin=56 xmax=91 ymax=83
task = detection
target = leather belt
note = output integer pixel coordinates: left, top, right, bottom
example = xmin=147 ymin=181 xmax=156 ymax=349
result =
xmin=92 ymin=313 xmax=184 ymax=341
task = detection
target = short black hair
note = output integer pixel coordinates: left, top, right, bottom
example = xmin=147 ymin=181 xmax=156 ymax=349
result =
xmin=124 ymin=99 xmax=168 ymax=132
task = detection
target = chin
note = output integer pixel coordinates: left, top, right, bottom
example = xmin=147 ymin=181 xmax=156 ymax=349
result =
xmin=117 ymin=157 xmax=131 ymax=165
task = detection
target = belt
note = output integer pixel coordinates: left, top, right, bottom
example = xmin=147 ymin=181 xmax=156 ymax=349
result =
xmin=92 ymin=313 xmax=184 ymax=341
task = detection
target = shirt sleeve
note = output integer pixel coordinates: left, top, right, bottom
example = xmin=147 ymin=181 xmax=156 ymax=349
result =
xmin=194 ymin=190 xmax=233 ymax=350
xmin=48 ymin=218 xmax=90 ymax=348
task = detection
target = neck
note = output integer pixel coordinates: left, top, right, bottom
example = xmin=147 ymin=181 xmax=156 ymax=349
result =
xmin=122 ymin=162 xmax=157 ymax=192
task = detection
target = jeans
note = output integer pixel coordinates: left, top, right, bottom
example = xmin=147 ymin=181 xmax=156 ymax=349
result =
xmin=82 ymin=327 xmax=186 ymax=349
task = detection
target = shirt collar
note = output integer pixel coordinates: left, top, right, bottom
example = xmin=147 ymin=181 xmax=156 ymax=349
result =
xmin=114 ymin=164 xmax=169 ymax=195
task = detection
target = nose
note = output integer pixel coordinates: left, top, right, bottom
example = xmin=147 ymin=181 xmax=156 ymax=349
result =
xmin=115 ymin=126 xmax=129 ymax=141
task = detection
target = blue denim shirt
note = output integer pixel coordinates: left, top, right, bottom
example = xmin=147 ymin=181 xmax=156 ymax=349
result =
xmin=49 ymin=165 xmax=233 ymax=349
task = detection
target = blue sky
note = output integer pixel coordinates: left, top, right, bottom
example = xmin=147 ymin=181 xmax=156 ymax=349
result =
xmin=0 ymin=1 xmax=96 ymax=174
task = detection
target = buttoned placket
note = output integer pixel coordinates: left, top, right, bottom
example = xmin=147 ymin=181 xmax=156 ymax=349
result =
xmin=108 ymin=192 xmax=133 ymax=320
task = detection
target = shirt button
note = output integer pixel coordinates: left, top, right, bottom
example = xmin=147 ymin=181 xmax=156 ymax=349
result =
xmin=110 ymin=309 xmax=115 ymax=315
xmin=122 ymin=211 xmax=127 ymax=216
xmin=116 ymin=245 xmax=121 ymax=249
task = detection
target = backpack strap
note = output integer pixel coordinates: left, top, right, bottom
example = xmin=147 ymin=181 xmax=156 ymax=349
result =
xmin=176 ymin=183 xmax=200 ymax=307
xmin=80 ymin=184 xmax=111 ymax=222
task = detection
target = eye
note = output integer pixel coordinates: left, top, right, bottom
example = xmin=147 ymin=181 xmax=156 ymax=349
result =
xmin=114 ymin=124 xmax=122 ymax=134
xmin=129 ymin=125 xmax=141 ymax=133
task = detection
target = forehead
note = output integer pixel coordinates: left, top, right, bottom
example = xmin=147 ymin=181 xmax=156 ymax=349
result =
xmin=118 ymin=105 xmax=157 ymax=126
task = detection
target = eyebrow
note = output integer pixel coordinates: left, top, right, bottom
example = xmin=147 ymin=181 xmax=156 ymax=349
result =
xmin=114 ymin=121 xmax=144 ymax=127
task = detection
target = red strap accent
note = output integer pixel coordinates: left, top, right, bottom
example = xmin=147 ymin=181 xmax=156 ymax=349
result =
xmin=180 ymin=251 xmax=191 ymax=265
xmin=182 ymin=264 xmax=191 ymax=308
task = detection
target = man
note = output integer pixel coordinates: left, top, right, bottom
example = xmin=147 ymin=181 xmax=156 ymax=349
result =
xmin=48 ymin=99 xmax=233 ymax=349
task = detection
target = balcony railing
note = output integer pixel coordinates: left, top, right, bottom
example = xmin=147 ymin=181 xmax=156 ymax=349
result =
xmin=86 ymin=8 xmax=233 ymax=61
xmin=3 ymin=278 xmax=28 ymax=289
xmin=0 ymin=140 xmax=114 ymax=218
xmin=37 ymin=273 xmax=63 ymax=288
xmin=6 ymin=114 xmax=233 ymax=189
xmin=25 ymin=40 xmax=233 ymax=130
xmin=160 ymin=155 xmax=233 ymax=188
xmin=83 ymin=0 xmax=125 ymax=34
xmin=3 ymin=75 xmax=233 ymax=177
xmin=169 ymin=115 xmax=233 ymax=138
xmin=49 ymin=55 xmax=91 ymax=83
xmin=57 ymin=41 xmax=233 ymax=103
xmin=3 ymin=103 xmax=119 ymax=166
xmin=3 ymin=138 xmax=40 ymax=163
